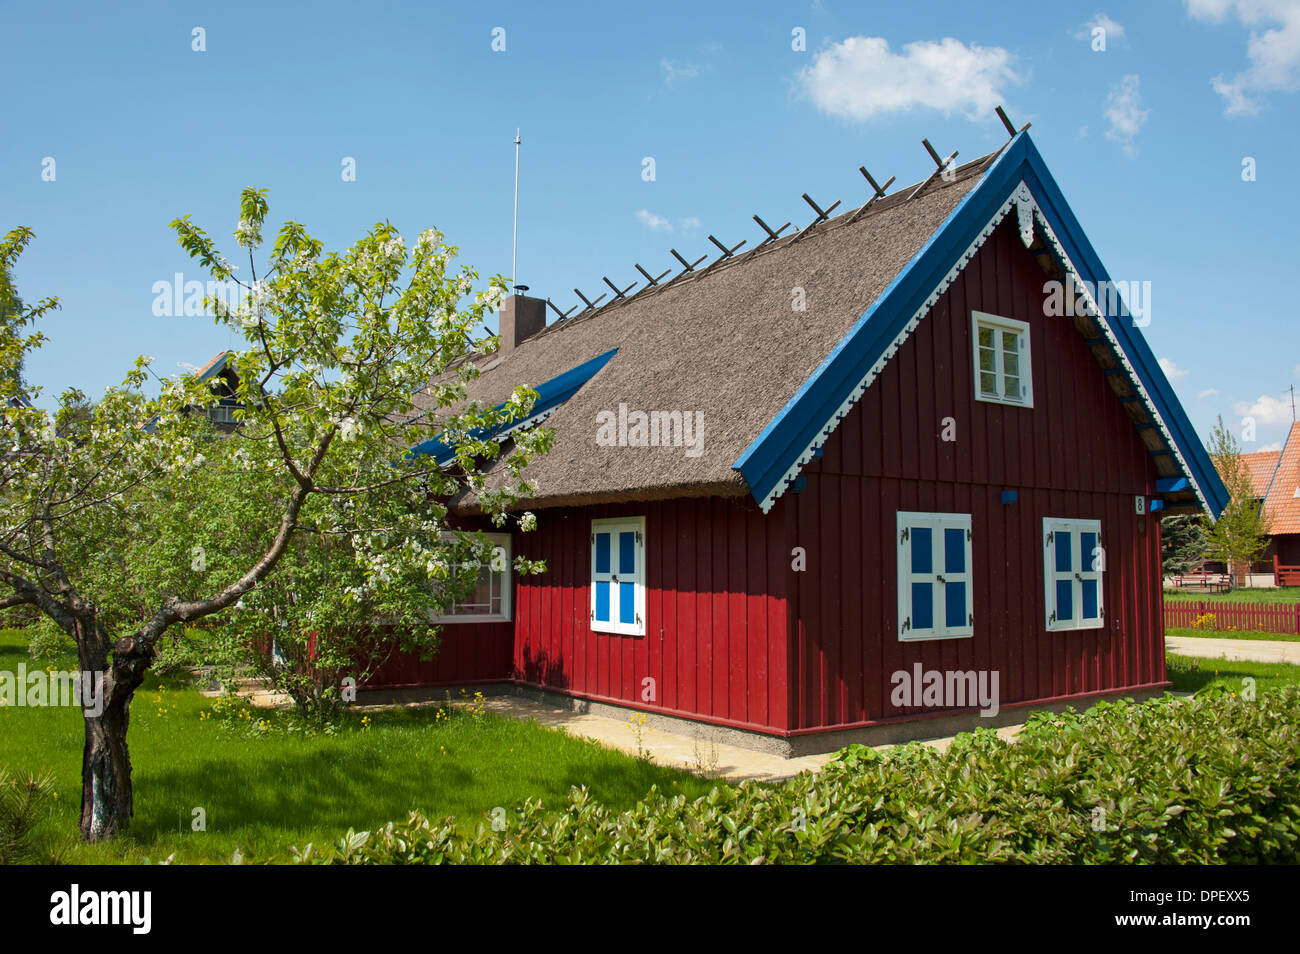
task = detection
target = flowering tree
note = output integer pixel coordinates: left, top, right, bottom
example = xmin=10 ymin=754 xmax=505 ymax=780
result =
xmin=0 ymin=196 xmax=548 ymax=842
xmin=1204 ymin=415 xmax=1270 ymax=583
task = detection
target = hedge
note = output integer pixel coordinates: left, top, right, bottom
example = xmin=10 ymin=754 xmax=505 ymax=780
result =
xmin=287 ymin=687 xmax=1300 ymax=864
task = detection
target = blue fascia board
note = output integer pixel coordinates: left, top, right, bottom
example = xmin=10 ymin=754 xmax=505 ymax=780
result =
xmin=409 ymin=347 xmax=617 ymax=463
xmin=1016 ymin=137 xmax=1228 ymax=517
xmin=734 ymin=132 xmax=1228 ymax=519
xmin=734 ymin=135 xmax=1031 ymax=507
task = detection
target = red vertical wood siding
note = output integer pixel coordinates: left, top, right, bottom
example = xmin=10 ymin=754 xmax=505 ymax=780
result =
xmin=509 ymin=498 xmax=792 ymax=733
xmin=789 ymin=214 xmax=1165 ymax=731
xmin=367 ymin=620 xmax=515 ymax=688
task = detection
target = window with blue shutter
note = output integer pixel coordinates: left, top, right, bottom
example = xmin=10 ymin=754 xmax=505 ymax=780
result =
xmin=591 ymin=516 xmax=645 ymax=636
xmin=897 ymin=512 xmax=973 ymax=641
xmin=1044 ymin=518 xmax=1104 ymax=631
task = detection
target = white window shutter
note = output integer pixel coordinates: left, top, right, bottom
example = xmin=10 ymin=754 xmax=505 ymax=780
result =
xmin=898 ymin=511 xmax=973 ymax=641
xmin=591 ymin=517 xmax=646 ymax=635
xmin=1044 ymin=518 xmax=1104 ymax=632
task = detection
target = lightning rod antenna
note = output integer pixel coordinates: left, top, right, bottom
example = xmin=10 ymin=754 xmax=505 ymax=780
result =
xmin=512 ymin=128 xmax=521 ymax=290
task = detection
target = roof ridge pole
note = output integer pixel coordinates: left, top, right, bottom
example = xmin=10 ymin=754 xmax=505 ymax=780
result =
xmin=635 ymin=263 xmax=671 ymax=287
xmin=907 ymin=139 xmax=958 ymax=201
xmin=752 ymin=214 xmax=792 ymax=248
xmin=847 ymin=167 xmax=897 ymax=224
xmin=668 ymin=247 xmax=708 ymax=278
xmin=790 ymin=192 xmax=842 ymax=244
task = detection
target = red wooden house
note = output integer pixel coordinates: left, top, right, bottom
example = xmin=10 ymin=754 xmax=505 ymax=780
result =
xmin=369 ymin=131 xmax=1228 ymax=755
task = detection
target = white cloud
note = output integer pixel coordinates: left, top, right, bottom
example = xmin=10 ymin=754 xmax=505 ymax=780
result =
xmin=679 ymin=216 xmax=702 ymax=230
xmin=636 ymin=209 xmax=673 ymax=231
xmin=1234 ymin=393 xmax=1294 ymax=426
xmin=1159 ymin=357 xmax=1189 ymax=381
xmin=1185 ymin=0 xmax=1300 ymax=115
xmin=796 ymin=36 xmax=1022 ymax=121
xmin=1199 ymin=387 xmax=1220 ymax=399
xmin=1104 ymin=74 xmax=1150 ymax=155
xmin=1076 ymin=13 xmax=1127 ymax=43
xmin=1257 ymin=441 xmax=1283 ymax=451
xmin=660 ymin=59 xmax=699 ymax=85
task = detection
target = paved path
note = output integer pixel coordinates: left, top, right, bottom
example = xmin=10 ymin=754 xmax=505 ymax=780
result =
xmin=473 ymin=696 xmax=1025 ymax=783
xmin=1165 ymin=635 xmax=1300 ymax=665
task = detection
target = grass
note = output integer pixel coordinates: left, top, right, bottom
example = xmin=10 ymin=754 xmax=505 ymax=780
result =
xmin=0 ymin=628 xmax=720 ymax=864
xmin=1164 ymin=587 xmax=1300 ymax=604
xmin=1167 ymin=625 xmax=1300 ymax=643
xmin=1166 ymin=652 xmax=1300 ymax=695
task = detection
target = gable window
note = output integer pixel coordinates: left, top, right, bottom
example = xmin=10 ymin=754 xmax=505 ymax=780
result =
xmin=433 ymin=532 xmax=512 ymax=622
xmin=591 ymin=516 xmax=645 ymax=636
xmin=1043 ymin=518 xmax=1104 ymax=631
xmin=972 ymin=312 xmax=1033 ymax=408
xmin=897 ymin=511 xmax=973 ymax=641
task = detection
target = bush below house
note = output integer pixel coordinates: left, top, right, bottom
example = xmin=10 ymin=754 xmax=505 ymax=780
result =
xmin=296 ymin=687 xmax=1300 ymax=864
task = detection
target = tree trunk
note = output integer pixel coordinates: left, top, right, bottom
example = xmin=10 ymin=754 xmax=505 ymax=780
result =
xmin=79 ymin=695 xmax=135 ymax=841
xmin=76 ymin=625 xmax=150 ymax=842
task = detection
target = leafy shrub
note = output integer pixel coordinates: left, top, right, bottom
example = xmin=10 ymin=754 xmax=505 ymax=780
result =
xmin=24 ymin=618 xmax=74 ymax=661
xmin=288 ymin=688 xmax=1300 ymax=865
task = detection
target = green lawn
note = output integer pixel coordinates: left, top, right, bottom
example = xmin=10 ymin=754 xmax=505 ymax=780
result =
xmin=1166 ymin=626 xmax=1300 ymax=643
xmin=1166 ymin=652 xmax=1300 ymax=695
xmin=0 ymin=629 xmax=719 ymax=864
xmin=1165 ymin=587 xmax=1300 ymax=604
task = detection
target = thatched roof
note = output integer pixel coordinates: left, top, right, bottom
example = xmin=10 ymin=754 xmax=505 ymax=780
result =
xmin=409 ymin=154 xmax=996 ymax=512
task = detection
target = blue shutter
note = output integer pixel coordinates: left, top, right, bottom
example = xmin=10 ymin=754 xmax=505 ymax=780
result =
xmin=592 ymin=531 xmax=612 ymax=623
xmin=943 ymin=527 xmax=967 ymax=629
xmin=619 ymin=530 xmax=638 ymax=626
xmin=911 ymin=526 xmax=934 ymax=631
xmin=1080 ymin=531 xmax=1100 ymax=620
xmin=1054 ymin=530 xmax=1073 ymax=622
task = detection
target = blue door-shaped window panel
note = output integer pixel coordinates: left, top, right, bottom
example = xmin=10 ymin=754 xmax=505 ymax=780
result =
xmin=1045 ymin=518 xmax=1103 ymax=631
xmin=898 ymin=512 xmax=972 ymax=641
xmin=591 ymin=517 xmax=645 ymax=636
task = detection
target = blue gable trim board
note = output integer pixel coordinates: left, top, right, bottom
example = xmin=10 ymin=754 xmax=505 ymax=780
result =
xmin=409 ymin=347 xmax=617 ymax=464
xmin=734 ymin=132 xmax=1228 ymax=519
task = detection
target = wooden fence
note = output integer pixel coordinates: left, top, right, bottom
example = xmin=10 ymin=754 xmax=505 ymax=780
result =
xmin=1165 ymin=600 xmax=1300 ymax=636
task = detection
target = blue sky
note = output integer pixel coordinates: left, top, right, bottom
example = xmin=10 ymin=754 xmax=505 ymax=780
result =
xmin=4 ymin=0 xmax=1298 ymax=451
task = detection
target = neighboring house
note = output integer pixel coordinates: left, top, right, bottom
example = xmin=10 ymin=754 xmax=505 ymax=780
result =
xmin=372 ymin=131 xmax=1228 ymax=755
xmin=187 ymin=351 xmax=243 ymax=430
xmin=142 ymin=350 xmax=244 ymax=433
xmin=1243 ymin=423 xmax=1300 ymax=571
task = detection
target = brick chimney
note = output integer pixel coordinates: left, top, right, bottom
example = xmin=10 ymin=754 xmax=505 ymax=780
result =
xmin=498 ymin=293 xmax=546 ymax=353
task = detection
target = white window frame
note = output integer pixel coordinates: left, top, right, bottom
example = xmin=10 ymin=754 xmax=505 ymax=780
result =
xmin=972 ymin=311 xmax=1033 ymax=408
xmin=1043 ymin=518 xmax=1104 ymax=632
xmin=897 ymin=511 xmax=974 ymax=642
xmin=590 ymin=516 xmax=646 ymax=637
xmin=432 ymin=531 xmax=512 ymax=623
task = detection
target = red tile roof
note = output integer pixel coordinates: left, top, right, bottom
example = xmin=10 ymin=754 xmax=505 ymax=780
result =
xmin=1263 ymin=422 xmax=1300 ymax=535
xmin=1242 ymin=449 xmax=1281 ymax=498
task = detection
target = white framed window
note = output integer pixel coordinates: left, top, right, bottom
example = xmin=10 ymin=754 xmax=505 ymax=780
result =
xmin=591 ymin=516 xmax=645 ymax=636
xmin=432 ymin=532 xmax=512 ymax=623
xmin=972 ymin=311 xmax=1033 ymax=408
xmin=1043 ymin=518 xmax=1104 ymax=631
xmin=897 ymin=511 xmax=973 ymax=641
